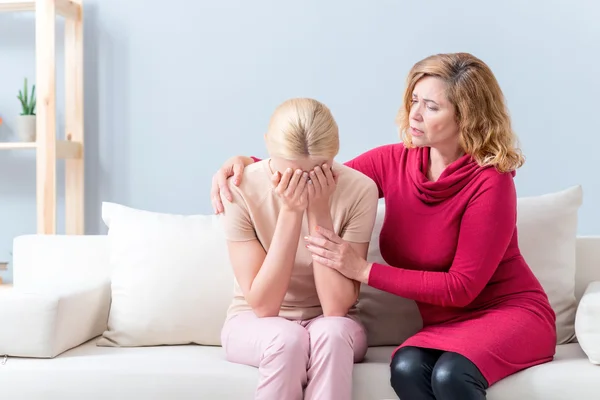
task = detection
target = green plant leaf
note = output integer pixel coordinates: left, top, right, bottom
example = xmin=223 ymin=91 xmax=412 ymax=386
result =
xmin=30 ymin=85 xmax=36 ymax=107
xmin=23 ymin=78 xmax=28 ymax=108
xmin=17 ymin=95 xmax=26 ymax=113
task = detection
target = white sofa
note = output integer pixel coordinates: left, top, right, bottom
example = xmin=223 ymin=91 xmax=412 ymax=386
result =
xmin=1 ymin=186 xmax=599 ymax=400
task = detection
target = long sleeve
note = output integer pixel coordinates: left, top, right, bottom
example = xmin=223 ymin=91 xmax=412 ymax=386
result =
xmin=368 ymin=172 xmax=518 ymax=308
xmin=343 ymin=144 xmax=402 ymax=199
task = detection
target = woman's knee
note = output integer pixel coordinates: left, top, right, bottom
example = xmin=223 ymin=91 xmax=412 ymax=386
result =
xmin=390 ymin=346 xmax=433 ymax=382
xmin=263 ymin=320 xmax=310 ymax=362
xmin=307 ymin=316 xmax=367 ymax=361
xmin=431 ymin=352 xmax=488 ymax=395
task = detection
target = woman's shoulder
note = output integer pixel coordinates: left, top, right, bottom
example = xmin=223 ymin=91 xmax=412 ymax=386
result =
xmin=227 ymin=160 xmax=272 ymax=203
xmin=334 ymin=163 xmax=379 ymax=199
xmin=361 ymin=142 xmax=407 ymax=159
xmin=477 ymin=164 xmax=517 ymax=185
xmin=469 ymin=165 xmax=517 ymax=201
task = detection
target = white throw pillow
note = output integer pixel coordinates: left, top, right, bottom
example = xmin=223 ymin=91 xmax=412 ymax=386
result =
xmin=575 ymin=281 xmax=600 ymax=364
xmin=517 ymin=185 xmax=583 ymax=344
xmin=358 ymin=186 xmax=583 ymax=347
xmin=97 ymin=202 xmax=234 ymax=347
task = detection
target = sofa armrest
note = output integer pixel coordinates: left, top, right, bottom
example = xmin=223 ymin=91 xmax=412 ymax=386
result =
xmin=12 ymin=234 xmax=110 ymax=289
xmin=0 ymin=280 xmax=111 ymax=358
xmin=575 ymin=280 xmax=600 ymax=365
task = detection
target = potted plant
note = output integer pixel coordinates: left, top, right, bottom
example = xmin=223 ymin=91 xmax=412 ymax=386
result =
xmin=16 ymin=77 xmax=36 ymax=142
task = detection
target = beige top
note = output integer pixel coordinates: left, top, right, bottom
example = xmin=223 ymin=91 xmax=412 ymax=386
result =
xmin=220 ymin=159 xmax=379 ymax=320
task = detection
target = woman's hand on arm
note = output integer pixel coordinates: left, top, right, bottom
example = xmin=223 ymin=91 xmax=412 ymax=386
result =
xmin=304 ymin=176 xmax=379 ymax=314
xmin=224 ymin=168 xmax=310 ymax=318
xmin=306 ymin=164 xmax=358 ymax=317
xmin=211 ymin=155 xmax=256 ymax=214
xmin=305 ymin=227 xmax=373 ymax=284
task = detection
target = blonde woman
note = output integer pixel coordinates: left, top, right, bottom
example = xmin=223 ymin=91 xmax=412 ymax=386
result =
xmin=219 ymin=98 xmax=379 ymax=400
xmin=212 ymin=53 xmax=557 ymax=400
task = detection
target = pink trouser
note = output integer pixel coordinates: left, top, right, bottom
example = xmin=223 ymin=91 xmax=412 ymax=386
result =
xmin=221 ymin=311 xmax=368 ymax=400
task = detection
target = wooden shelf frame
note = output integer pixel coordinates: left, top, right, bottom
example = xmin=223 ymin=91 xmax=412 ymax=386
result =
xmin=0 ymin=0 xmax=84 ymax=235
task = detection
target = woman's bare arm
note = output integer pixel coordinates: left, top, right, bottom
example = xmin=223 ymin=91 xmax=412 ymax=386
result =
xmin=224 ymin=168 xmax=309 ymax=317
xmin=227 ymin=208 xmax=305 ymax=318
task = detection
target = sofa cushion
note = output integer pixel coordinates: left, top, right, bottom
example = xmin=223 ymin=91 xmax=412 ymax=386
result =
xmin=0 ymin=340 xmax=597 ymax=400
xmin=517 ymin=185 xmax=583 ymax=344
xmin=357 ymin=186 xmax=583 ymax=347
xmin=97 ymin=202 xmax=234 ymax=347
xmin=0 ymin=281 xmax=110 ymax=358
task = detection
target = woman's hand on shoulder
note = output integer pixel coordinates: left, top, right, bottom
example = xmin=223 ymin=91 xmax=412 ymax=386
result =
xmin=272 ymin=168 xmax=310 ymax=213
xmin=307 ymin=163 xmax=337 ymax=216
xmin=211 ymin=156 xmax=255 ymax=214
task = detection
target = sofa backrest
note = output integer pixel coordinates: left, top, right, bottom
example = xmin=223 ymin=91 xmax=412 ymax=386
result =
xmin=575 ymin=237 xmax=600 ymax=300
xmin=11 ymin=185 xmax=597 ymax=347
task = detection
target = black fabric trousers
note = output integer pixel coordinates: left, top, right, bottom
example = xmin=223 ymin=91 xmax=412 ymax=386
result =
xmin=390 ymin=346 xmax=489 ymax=400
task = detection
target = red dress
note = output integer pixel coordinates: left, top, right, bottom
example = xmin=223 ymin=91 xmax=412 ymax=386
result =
xmin=345 ymin=144 xmax=557 ymax=386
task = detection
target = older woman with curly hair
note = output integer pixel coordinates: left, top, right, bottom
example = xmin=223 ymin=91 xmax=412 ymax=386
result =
xmin=210 ymin=52 xmax=557 ymax=400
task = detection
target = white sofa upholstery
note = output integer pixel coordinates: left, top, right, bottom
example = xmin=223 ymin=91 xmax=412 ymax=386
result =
xmin=1 ymin=189 xmax=600 ymax=399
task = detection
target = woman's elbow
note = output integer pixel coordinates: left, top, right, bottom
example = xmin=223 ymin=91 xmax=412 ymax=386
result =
xmin=321 ymin=301 xmax=353 ymax=317
xmin=248 ymin=297 xmax=280 ymax=318
xmin=252 ymin=305 xmax=279 ymax=318
xmin=447 ymin=291 xmax=476 ymax=308
xmin=322 ymin=308 xmax=349 ymax=318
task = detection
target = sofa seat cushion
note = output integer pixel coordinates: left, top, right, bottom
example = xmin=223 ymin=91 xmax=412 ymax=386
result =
xmin=363 ymin=344 xmax=600 ymax=400
xmin=0 ymin=341 xmax=598 ymax=400
xmin=0 ymin=338 xmax=258 ymax=400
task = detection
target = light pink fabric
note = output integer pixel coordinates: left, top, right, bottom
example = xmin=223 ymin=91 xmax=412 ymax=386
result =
xmin=221 ymin=311 xmax=368 ymax=400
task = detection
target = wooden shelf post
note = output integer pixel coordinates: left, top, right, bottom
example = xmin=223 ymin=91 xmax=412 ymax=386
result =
xmin=35 ymin=0 xmax=57 ymax=235
xmin=65 ymin=0 xmax=84 ymax=235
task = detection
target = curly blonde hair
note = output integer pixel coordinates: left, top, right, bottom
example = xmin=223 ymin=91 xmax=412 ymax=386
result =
xmin=396 ymin=52 xmax=525 ymax=173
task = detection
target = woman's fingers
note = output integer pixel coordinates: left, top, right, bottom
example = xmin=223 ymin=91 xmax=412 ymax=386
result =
xmin=270 ymin=170 xmax=281 ymax=188
xmin=295 ymin=172 xmax=309 ymax=196
xmin=211 ymin=175 xmax=224 ymax=214
xmin=211 ymin=165 xmax=237 ymax=213
xmin=285 ymin=169 xmax=303 ymax=196
xmin=306 ymin=244 xmax=337 ymax=260
xmin=304 ymin=234 xmax=337 ymax=250
xmin=307 ymin=175 xmax=315 ymax=199
xmin=310 ymin=253 xmax=336 ymax=268
xmin=232 ymin=164 xmax=244 ymax=186
xmin=313 ymin=165 xmax=328 ymax=189
xmin=309 ymin=170 xmax=321 ymax=196
xmin=323 ymin=164 xmax=335 ymax=187
xmin=314 ymin=226 xmax=344 ymax=244
xmin=276 ymin=168 xmax=293 ymax=194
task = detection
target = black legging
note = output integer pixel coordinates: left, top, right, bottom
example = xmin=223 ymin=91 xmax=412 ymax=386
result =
xmin=390 ymin=346 xmax=489 ymax=400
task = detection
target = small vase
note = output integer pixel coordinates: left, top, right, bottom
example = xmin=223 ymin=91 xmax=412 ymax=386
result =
xmin=17 ymin=114 xmax=36 ymax=142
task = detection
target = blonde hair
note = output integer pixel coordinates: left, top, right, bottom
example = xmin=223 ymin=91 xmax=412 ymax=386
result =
xmin=265 ymin=98 xmax=339 ymax=160
xmin=396 ymin=52 xmax=525 ymax=173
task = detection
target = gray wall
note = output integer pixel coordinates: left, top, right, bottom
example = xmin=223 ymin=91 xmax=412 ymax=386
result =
xmin=0 ymin=0 xmax=598 ymax=282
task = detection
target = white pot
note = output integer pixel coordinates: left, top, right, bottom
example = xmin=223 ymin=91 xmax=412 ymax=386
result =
xmin=17 ymin=114 xmax=36 ymax=142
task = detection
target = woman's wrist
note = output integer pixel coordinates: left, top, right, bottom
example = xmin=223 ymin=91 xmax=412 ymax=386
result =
xmin=359 ymin=262 xmax=373 ymax=284
xmin=280 ymin=206 xmax=305 ymax=218
xmin=307 ymin=203 xmax=330 ymax=218
xmin=307 ymin=207 xmax=332 ymax=232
